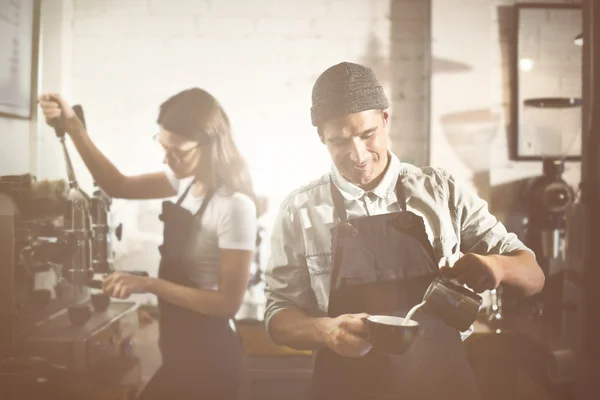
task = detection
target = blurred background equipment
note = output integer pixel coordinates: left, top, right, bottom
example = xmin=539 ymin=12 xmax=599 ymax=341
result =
xmin=0 ymin=105 xmax=143 ymax=400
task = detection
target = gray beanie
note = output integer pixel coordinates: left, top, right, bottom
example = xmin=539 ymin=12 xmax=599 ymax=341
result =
xmin=310 ymin=62 xmax=389 ymax=127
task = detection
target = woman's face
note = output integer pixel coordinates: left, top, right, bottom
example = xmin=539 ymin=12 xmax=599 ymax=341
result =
xmin=155 ymin=126 xmax=202 ymax=179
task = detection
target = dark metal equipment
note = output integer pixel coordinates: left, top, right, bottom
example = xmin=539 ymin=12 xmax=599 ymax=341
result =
xmin=523 ymin=159 xmax=575 ymax=337
xmin=422 ymin=276 xmax=483 ymax=333
xmin=55 ymin=105 xmax=95 ymax=287
xmin=0 ymin=105 xmax=141 ymax=399
xmin=564 ymin=0 xmax=600 ymax=398
xmin=507 ymin=1 xmax=600 ymax=398
xmin=90 ymin=184 xmax=121 ymax=274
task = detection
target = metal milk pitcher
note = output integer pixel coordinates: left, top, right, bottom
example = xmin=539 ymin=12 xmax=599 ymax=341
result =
xmin=423 ymin=276 xmax=483 ymax=332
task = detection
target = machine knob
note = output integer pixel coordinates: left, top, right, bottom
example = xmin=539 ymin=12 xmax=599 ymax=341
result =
xmin=120 ymin=337 xmax=134 ymax=358
xmin=115 ymin=223 xmax=123 ymax=241
xmin=54 ymin=283 xmax=64 ymax=299
xmin=109 ymin=332 xmax=119 ymax=345
xmin=31 ymin=289 xmax=51 ymax=310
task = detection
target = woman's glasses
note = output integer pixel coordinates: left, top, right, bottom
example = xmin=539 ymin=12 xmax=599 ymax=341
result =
xmin=153 ymin=133 xmax=199 ymax=163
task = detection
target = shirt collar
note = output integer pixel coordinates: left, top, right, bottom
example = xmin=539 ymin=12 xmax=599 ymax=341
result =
xmin=330 ymin=152 xmax=402 ymax=201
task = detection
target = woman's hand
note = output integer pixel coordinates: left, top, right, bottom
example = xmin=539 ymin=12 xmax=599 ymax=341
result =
xmin=102 ymin=272 xmax=152 ymax=299
xmin=38 ymin=93 xmax=85 ymax=136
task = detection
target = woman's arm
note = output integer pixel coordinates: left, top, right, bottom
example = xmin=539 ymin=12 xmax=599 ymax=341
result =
xmin=39 ymin=93 xmax=176 ymax=200
xmin=103 ymin=248 xmax=253 ymax=318
xmin=146 ymin=249 xmax=253 ymax=318
xmin=103 ymin=192 xmax=257 ymax=315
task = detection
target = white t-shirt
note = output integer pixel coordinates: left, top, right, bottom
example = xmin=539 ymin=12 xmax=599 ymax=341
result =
xmin=164 ymin=169 xmax=257 ymax=290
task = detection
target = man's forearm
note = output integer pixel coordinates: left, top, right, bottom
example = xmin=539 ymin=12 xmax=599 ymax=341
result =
xmin=494 ymin=250 xmax=545 ymax=296
xmin=269 ymin=308 xmax=332 ymax=351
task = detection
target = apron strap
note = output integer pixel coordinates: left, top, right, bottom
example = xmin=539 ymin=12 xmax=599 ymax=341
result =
xmin=175 ymin=178 xmax=196 ymax=206
xmin=175 ymin=177 xmax=215 ymax=220
xmin=193 ymin=190 xmax=215 ymax=219
xmin=330 ymin=174 xmax=408 ymax=222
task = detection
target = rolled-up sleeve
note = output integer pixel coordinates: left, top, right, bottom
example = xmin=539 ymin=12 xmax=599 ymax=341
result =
xmin=448 ymin=174 xmax=534 ymax=256
xmin=264 ymin=198 xmax=318 ymax=341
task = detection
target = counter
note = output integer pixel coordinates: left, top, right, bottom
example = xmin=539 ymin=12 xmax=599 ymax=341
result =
xmin=465 ymin=313 xmax=576 ymax=400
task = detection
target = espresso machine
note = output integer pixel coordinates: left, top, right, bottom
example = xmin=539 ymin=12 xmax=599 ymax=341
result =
xmin=0 ymin=105 xmax=142 ymax=399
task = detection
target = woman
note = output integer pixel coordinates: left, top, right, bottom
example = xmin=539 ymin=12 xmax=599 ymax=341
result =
xmin=38 ymin=88 xmax=257 ymax=399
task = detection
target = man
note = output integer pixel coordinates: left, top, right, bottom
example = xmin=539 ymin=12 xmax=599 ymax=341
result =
xmin=264 ymin=62 xmax=544 ymax=400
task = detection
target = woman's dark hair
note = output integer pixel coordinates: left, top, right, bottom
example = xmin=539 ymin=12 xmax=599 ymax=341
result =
xmin=157 ymin=88 xmax=256 ymax=210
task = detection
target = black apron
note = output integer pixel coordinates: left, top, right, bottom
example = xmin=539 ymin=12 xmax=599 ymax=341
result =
xmin=311 ymin=178 xmax=481 ymax=400
xmin=137 ymin=181 xmax=243 ymax=400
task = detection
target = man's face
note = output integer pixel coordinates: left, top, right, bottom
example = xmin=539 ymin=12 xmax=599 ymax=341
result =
xmin=320 ymin=110 xmax=389 ymax=189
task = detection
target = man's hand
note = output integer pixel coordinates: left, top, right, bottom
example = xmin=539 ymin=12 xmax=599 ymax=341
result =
xmin=102 ymin=272 xmax=152 ymax=299
xmin=321 ymin=313 xmax=372 ymax=358
xmin=441 ymin=253 xmax=504 ymax=293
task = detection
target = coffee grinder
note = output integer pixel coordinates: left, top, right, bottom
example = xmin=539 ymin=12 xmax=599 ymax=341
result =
xmin=524 ymin=158 xmax=575 ymax=336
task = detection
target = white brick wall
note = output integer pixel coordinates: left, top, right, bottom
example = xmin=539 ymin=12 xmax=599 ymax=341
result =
xmin=19 ymin=0 xmax=581 ymax=250
xmin=27 ymin=0 xmax=430 ymax=278
xmin=0 ymin=118 xmax=34 ymax=175
xmin=64 ymin=0 xmax=430 ymax=200
xmin=147 ymin=0 xmax=209 ymax=16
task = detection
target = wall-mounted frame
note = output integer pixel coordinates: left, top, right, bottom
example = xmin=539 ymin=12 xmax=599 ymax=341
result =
xmin=511 ymin=3 xmax=582 ymax=161
xmin=0 ymin=0 xmax=41 ymax=120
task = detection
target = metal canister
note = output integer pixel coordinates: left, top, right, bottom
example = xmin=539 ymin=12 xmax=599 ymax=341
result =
xmin=90 ymin=188 xmax=112 ymax=274
xmin=423 ymin=276 xmax=483 ymax=332
xmin=62 ymin=188 xmax=93 ymax=285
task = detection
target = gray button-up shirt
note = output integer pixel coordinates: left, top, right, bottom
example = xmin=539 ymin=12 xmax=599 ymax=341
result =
xmin=264 ymin=153 xmax=531 ymax=340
